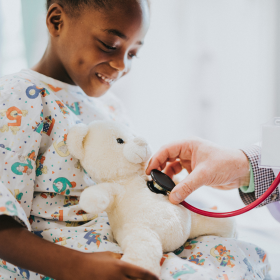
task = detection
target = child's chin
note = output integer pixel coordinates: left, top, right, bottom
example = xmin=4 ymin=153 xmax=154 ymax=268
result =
xmin=92 ymin=88 xmax=110 ymax=97
xmin=83 ymin=83 xmax=110 ymax=97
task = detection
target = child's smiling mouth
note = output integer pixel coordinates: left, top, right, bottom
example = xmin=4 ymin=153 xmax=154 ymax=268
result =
xmin=96 ymin=72 xmax=116 ymax=86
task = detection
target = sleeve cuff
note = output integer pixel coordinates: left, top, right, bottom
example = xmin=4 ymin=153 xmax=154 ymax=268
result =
xmin=240 ymin=162 xmax=255 ymax=193
xmin=0 ymin=183 xmax=31 ymax=230
xmin=240 ymin=145 xmax=279 ymax=207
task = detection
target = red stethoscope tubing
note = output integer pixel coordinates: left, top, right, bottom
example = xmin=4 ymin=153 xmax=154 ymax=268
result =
xmin=179 ymin=172 xmax=280 ymax=218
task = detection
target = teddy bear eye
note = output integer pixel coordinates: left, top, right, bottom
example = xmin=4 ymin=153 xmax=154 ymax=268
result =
xmin=116 ymin=138 xmax=125 ymax=144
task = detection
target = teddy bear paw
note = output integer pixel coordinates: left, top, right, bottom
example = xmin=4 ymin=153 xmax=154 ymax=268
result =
xmin=79 ymin=190 xmax=110 ymax=215
xmin=121 ymin=255 xmax=161 ymax=277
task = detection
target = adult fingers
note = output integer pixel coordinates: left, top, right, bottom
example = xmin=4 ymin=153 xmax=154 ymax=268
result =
xmin=211 ymin=181 xmax=239 ymax=190
xmin=121 ymin=262 xmax=159 ymax=280
xmin=159 ymin=157 xmax=179 ymax=173
xmin=180 ymin=159 xmax=192 ymax=174
xmin=164 ymin=161 xmax=182 ymax=178
xmin=146 ymin=141 xmax=192 ymax=175
xmin=210 ymin=185 xmax=232 ymax=190
xmin=169 ymin=166 xmax=207 ymax=204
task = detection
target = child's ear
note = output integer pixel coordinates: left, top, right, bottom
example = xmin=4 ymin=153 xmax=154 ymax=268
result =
xmin=46 ymin=3 xmax=65 ymax=36
xmin=67 ymin=123 xmax=89 ymax=161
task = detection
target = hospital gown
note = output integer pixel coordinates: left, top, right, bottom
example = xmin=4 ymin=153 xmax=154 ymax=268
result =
xmin=0 ymin=69 xmax=271 ymax=280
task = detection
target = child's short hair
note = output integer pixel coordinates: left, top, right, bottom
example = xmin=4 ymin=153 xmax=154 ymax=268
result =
xmin=46 ymin=0 xmax=150 ymax=16
xmin=47 ymin=0 xmax=114 ymax=12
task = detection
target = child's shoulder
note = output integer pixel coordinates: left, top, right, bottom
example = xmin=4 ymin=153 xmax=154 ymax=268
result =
xmin=0 ymin=69 xmax=43 ymax=98
xmin=0 ymin=69 xmax=39 ymax=85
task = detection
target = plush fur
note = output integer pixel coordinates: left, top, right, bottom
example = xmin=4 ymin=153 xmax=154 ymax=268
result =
xmin=67 ymin=120 xmax=236 ymax=276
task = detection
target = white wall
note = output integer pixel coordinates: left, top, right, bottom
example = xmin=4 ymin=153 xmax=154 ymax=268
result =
xmin=113 ymin=0 xmax=278 ymax=151
xmin=0 ymin=0 xmax=278 ymax=152
xmin=0 ymin=0 xmax=27 ymax=76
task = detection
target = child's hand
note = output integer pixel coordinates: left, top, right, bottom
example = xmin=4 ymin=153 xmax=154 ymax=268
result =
xmin=0 ymin=216 xmax=158 ymax=280
xmin=66 ymin=251 xmax=159 ymax=280
xmin=146 ymin=138 xmax=250 ymax=204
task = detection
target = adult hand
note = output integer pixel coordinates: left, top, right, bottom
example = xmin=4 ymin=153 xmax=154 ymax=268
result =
xmin=146 ymin=138 xmax=250 ymax=204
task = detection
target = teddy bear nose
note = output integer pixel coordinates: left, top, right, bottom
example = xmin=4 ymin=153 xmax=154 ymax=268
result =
xmin=133 ymin=137 xmax=147 ymax=146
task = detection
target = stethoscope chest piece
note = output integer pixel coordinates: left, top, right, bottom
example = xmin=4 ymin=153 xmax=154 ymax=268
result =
xmin=147 ymin=169 xmax=176 ymax=195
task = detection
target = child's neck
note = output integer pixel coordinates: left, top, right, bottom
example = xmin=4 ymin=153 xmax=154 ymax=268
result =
xmin=32 ymin=43 xmax=76 ymax=86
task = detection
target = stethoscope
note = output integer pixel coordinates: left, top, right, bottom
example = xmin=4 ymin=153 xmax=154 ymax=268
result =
xmin=147 ymin=169 xmax=280 ymax=218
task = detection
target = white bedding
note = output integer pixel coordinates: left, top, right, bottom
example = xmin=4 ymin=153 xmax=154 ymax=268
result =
xmin=186 ymin=185 xmax=280 ymax=279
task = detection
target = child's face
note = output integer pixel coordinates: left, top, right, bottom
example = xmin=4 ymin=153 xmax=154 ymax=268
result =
xmin=49 ymin=1 xmax=149 ymax=97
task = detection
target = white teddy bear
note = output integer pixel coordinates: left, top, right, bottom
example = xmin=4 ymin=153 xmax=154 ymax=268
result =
xmin=67 ymin=120 xmax=235 ymax=276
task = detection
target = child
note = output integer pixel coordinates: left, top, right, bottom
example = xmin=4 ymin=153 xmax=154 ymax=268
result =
xmin=0 ymin=1 xmax=158 ymax=279
xmin=0 ymin=1 xmax=272 ymax=279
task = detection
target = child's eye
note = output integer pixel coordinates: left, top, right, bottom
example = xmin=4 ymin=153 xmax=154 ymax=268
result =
xmin=99 ymin=40 xmax=117 ymax=50
xmin=128 ymin=52 xmax=137 ymax=59
xmin=116 ymin=138 xmax=125 ymax=144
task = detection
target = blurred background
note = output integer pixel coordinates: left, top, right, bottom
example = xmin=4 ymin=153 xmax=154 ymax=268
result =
xmin=1 ymin=1 xmax=280 ymax=278
xmin=1 ymin=0 xmax=280 ymax=151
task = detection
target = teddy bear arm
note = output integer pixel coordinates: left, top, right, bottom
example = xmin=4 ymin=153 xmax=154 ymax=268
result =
xmin=79 ymin=182 xmax=120 ymax=215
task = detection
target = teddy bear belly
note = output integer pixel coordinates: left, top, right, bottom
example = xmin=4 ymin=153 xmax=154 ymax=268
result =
xmin=108 ymin=193 xmax=192 ymax=252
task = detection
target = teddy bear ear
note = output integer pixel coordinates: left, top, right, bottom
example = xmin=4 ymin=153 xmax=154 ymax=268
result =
xmin=67 ymin=123 xmax=89 ymax=160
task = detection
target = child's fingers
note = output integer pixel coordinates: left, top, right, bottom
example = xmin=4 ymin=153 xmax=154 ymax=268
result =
xmin=121 ymin=262 xmax=159 ymax=280
xmin=111 ymin=252 xmax=123 ymax=260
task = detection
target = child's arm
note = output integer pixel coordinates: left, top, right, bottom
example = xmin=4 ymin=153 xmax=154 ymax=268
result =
xmin=0 ymin=215 xmax=159 ymax=280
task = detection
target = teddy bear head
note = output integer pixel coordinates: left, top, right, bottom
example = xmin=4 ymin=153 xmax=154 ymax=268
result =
xmin=67 ymin=121 xmax=151 ymax=183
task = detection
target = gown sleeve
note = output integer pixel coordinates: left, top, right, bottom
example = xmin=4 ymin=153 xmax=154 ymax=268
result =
xmin=0 ymin=76 xmax=44 ymax=230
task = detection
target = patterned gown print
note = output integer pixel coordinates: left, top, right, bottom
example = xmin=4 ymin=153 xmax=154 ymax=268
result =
xmin=0 ymin=69 xmax=271 ymax=279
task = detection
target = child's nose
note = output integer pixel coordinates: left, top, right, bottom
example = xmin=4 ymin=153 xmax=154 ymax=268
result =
xmin=109 ymin=52 xmax=129 ymax=72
